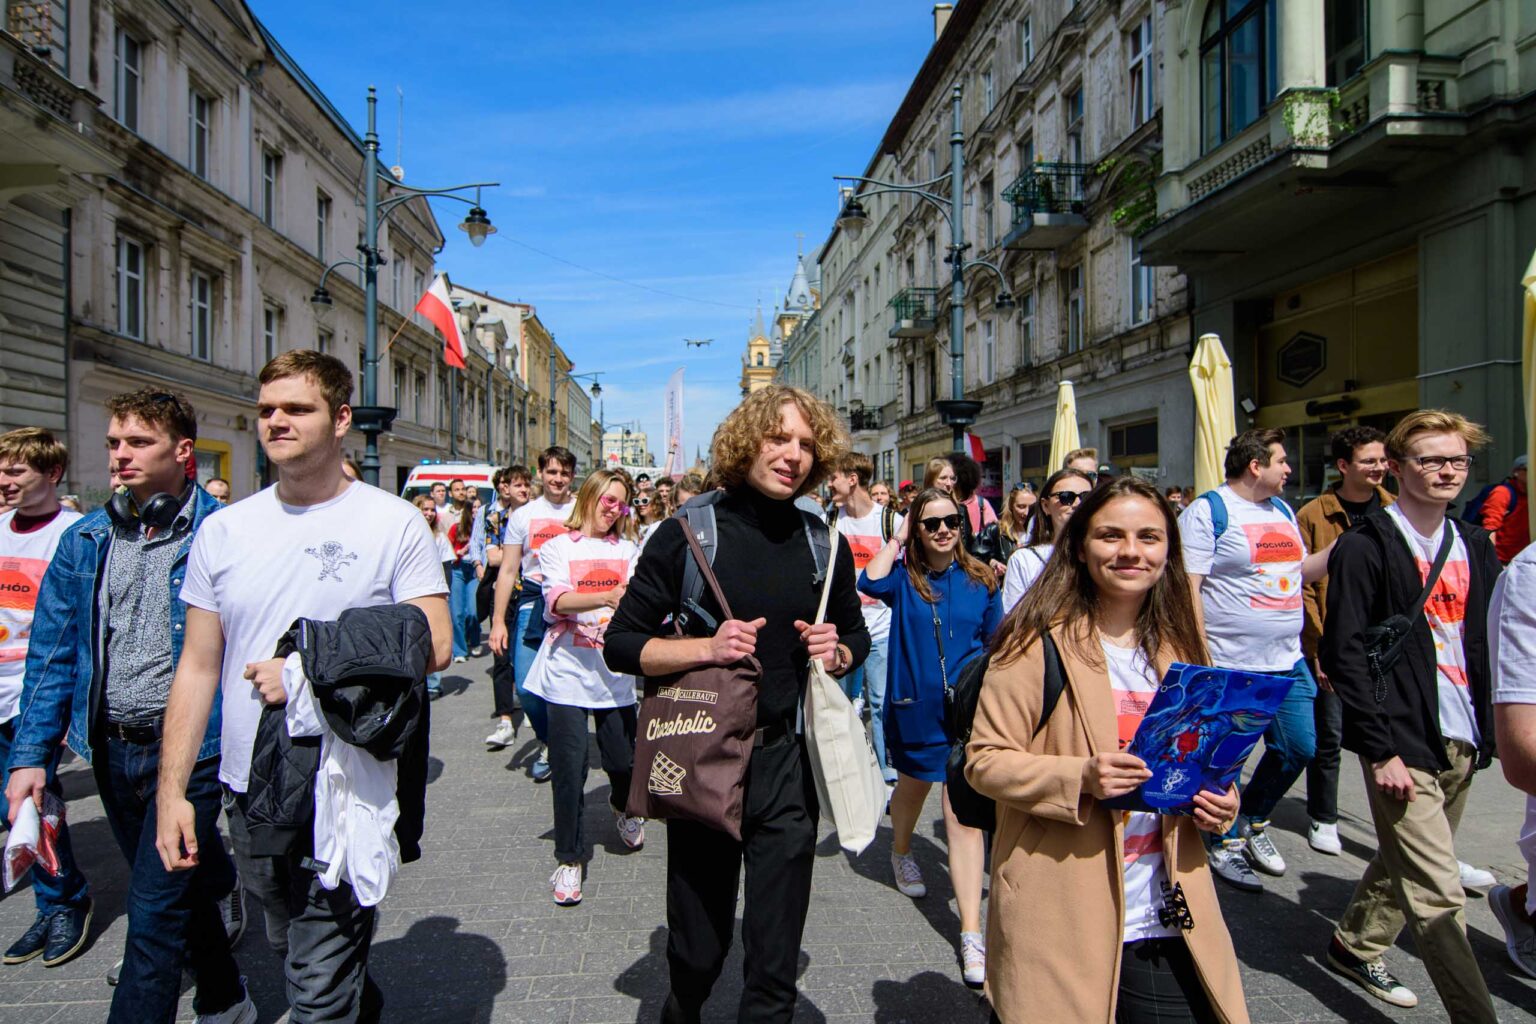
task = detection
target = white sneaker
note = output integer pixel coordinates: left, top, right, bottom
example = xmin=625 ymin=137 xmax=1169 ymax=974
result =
xmin=194 ymin=978 xmax=257 ymax=1024
xmin=453 ymin=655 xmax=467 ymax=664
xmin=960 ymin=931 xmax=986 ymax=988
xmin=851 ymin=697 xmax=866 ymax=720
xmin=1243 ymin=823 xmax=1287 ymax=876
xmin=551 ymin=863 xmax=582 ymax=906
xmin=1308 ymin=821 xmax=1342 ymax=856
xmin=891 ymin=851 xmax=926 ymax=898
xmin=1459 ymin=860 xmax=1496 ymax=890
xmin=484 ymin=719 xmax=516 ymax=749
xmin=615 ymin=810 xmax=646 ymax=850
xmin=1489 ymin=884 xmax=1536 ymax=979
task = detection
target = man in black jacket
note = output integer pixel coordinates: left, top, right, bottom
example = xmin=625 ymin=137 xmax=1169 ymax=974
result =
xmin=1320 ymin=409 xmax=1500 ymax=1021
xmin=605 ymin=385 xmax=869 ymax=1024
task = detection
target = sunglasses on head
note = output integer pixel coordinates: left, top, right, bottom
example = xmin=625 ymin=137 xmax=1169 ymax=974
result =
xmin=919 ymin=513 xmax=964 ymax=533
xmin=1048 ymin=490 xmax=1085 ymax=506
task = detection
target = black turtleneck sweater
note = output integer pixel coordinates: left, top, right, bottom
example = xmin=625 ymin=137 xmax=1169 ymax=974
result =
xmin=604 ymin=487 xmax=870 ymax=727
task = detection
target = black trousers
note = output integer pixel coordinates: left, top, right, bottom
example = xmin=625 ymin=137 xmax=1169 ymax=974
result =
xmin=1116 ymin=938 xmax=1219 ymax=1024
xmin=545 ymin=701 xmax=636 ymax=864
xmin=1306 ymin=676 xmax=1344 ymax=824
xmin=661 ymin=736 xmax=818 ymax=1024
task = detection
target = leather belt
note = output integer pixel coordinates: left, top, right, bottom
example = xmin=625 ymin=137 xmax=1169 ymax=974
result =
xmin=752 ymin=720 xmax=794 ymax=749
xmin=103 ymin=718 xmax=164 ymax=744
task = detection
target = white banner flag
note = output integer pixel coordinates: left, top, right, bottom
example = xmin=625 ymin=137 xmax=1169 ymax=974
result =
xmin=662 ymin=367 xmax=685 ymax=477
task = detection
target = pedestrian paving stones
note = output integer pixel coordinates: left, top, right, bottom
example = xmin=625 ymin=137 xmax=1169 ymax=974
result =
xmin=0 ymin=657 xmax=1530 ymax=1021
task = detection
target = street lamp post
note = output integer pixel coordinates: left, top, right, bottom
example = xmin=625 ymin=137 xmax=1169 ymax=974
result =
xmin=546 ymin=349 xmax=604 ymax=456
xmin=834 ymin=83 xmax=1014 ymax=453
xmin=309 ymin=86 xmax=499 ymax=487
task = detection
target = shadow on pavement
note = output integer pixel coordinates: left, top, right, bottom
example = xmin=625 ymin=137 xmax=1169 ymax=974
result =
xmin=371 ymin=915 xmax=508 ymax=1022
xmin=871 ymin=969 xmax=989 ymax=1023
xmin=618 ymin=924 xmax=823 ymax=1023
xmin=840 ymin=820 xmax=960 ymax=948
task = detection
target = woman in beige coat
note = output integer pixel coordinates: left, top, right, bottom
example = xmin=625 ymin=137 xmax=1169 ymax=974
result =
xmin=967 ymin=476 xmax=1250 ymax=1024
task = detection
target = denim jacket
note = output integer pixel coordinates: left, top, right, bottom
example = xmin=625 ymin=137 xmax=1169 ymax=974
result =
xmin=8 ymin=486 xmax=224 ymax=769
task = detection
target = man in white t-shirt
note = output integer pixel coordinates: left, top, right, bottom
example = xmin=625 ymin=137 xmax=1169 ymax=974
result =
xmin=487 ymin=445 xmax=576 ymax=781
xmin=1320 ymin=410 xmax=1500 ymax=1018
xmin=156 ymin=351 xmax=450 ymax=1023
xmin=1488 ymin=542 xmax=1536 ymax=979
xmin=827 ymin=452 xmax=901 ymax=784
xmin=1179 ymin=428 xmax=1331 ymax=893
xmin=0 ymin=429 xmax=90 ymax=967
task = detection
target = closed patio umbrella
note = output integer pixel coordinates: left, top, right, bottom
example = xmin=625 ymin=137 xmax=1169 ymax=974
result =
xmin=1190 ymin=333 xmax=1236 ymax=497
xmin=1522 ymin=249 xmax=1536 ymax=536
xmin=1048 ymin=380 xmax=1080 ymax=474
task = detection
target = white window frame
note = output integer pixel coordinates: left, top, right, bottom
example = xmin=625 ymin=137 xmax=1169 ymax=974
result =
xmin=1130 ymin=240 xmax=1154 ymax=325
xmin=1021 ymin=16 xmax=1034 ymax=66
xmin=1065 ymin=266 xmax=1084 ymax=352
xmin=262 ymin=305 xmax=280 ymax=361
xmin=190 ymin=270 xmax=213 ymax=360
xmin=1129 ymin=16 xmax=1155 ymax=129
xmin=983 ymin=318 xmax=996 ymax=383
xmin=113 ymin=30 xmax=141 ymax=131
xmin=116 ymin=235 xmax=146 ymax=340
xmin=982 ymin=176 xmax=995 ymax=248
xmin=982 ymin=66 xmax=995 ymax=113
xmin=1066 ymin=86 xmax=1085 ymax=164
xmin=1019 ymin=289 xmax=1035 ymax=365
xmin=316 ymin=192 xmax=331 ymax=259
xmin=414 ymin=369 xmax=426 ymax=423
xmin=260 ymin=149 xmax=280 ymax=227
xmin=188 ymin=89 xmax=211 ymax=180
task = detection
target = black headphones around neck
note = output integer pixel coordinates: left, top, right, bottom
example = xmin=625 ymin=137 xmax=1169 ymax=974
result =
xmin=106 ymin=485 xmax=187 ymax=531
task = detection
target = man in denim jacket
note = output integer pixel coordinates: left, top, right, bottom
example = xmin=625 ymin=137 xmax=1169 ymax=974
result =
xmin=5 ymin=389 xmax=248 ymax=1023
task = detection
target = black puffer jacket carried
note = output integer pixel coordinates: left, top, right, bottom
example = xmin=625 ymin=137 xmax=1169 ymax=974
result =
xmin=244 ymin=603 xmax=434 ymax=861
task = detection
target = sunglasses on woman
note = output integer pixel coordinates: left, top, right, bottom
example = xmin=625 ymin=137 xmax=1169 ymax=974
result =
xmin=1048 ymin=490 xmax=1085 ymax=506
xmin=919 ymin=513 xmax=964 ymax=533
xmin=632 ymin=496 xmax=651 ymax=508
xmin=598 ymin=495 xmax=631 ymax=515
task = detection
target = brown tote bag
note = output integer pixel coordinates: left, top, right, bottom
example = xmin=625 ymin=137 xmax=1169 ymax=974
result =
xmin=626 ymin=527 xmax=760 ymax=840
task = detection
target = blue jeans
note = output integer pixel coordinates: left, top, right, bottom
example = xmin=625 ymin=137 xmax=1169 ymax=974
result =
xmin=1221 ymin=659 xmax=1318 ymax=840
xmin=849 ymin=640 xmax=895 ymax=782
xmin=512 ymin=599 xmax=549 ymax=743
xmin=97 ymin=740 xmax=240 ymax=1023
xmin=0 ymin=720 xmax=88 ymax=916
xmin=448 ymin=561 xmax=481 ymax=657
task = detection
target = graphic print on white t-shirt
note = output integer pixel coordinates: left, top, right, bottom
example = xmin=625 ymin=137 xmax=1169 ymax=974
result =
xmin=179 ymin=482 xmax=448 ymax=791
xmin=1178 ymin=486 xmax=1305 ymax=671
xmin=836 ymin=506 xmax=902 ymax=638
xmin=0 ymin=509 xmax=82 ymax=721
xmin=1101 ymin=640 xmax=1179 ymax=944
xmin=525 ymin=532 xmax=638 ymax=707
xmin=506 ymin=496 xmax=575 ymax=582
xmin=1385 ymin=505 xmax=1478 ymax=746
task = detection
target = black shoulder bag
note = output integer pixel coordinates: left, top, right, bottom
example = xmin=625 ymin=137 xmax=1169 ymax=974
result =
xmin=1361 ymin=523 xmax=1455 ymax=704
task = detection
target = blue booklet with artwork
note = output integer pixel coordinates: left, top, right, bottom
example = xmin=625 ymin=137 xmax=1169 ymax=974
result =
xmin=1103 ymin=663 xmax=1297 ymax=815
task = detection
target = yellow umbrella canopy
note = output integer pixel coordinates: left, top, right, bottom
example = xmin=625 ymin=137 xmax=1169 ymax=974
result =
xmin=1189 ymin=333 xmax=1236 ymax=497
xmin=1522 ymin=249 xmax=1536 ymax=537
xmin=1048 ymin=380 xmax=1081 ymax=474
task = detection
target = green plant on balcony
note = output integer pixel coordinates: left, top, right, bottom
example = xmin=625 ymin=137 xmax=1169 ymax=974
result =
xmin=1280 ymin=89 xmax=1342 ymax=148
xmin=1096 ymin=155 xmax=1160 ymax=237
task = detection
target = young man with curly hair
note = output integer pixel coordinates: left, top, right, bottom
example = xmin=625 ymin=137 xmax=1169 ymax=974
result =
xmin=605 ymin=385 xmax=871 ymax=1024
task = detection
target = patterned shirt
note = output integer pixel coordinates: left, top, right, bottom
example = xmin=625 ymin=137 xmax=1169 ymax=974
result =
xmin=103 ymin=490 xmax=195 ymax=723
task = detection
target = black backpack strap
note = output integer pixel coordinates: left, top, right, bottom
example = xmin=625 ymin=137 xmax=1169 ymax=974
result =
xmin=799 ymin=507 xmax=830 ymax=585
xmin=882 ymin=504 xmax=896 ymax=542
xmin=677 ymin=493 xmax=723 ymax=633
xmin=1034 ymin=633 xmax=1066 ymax=739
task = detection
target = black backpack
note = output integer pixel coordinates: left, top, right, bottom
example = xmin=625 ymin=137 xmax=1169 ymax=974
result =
xmin=945 ymin=633 xmax=1067 ymax=832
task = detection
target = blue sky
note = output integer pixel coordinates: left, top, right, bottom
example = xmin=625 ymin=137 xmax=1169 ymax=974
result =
xmin=254 ymin=1 xmax=938 ymax=460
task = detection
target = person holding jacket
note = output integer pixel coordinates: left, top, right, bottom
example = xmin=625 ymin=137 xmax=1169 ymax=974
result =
xmin=525 ymin=469 xmax=646 ymax=907
xmin=1296 ymin=426 xmax=1393 ymax=856
xmin=859 ymin=487 xmax=1001 ymax=989
xmin=967 ymin=476 xmax=1247 ymax=1024
xmin=1320 ymin=409 xmax=1501 ymax=1020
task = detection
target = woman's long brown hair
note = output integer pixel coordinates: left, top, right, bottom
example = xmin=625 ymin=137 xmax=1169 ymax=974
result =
xmin=991 ymin=476 xmax=1208 ymax=670
xmin=904 ymin=488 xmax=997 ymax=603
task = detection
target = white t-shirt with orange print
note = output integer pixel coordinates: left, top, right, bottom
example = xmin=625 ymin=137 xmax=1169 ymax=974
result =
xmin=525 ymin=530 xmax=639 ymax=707
xmin=834 ymin=505 xmax=903 ymax=641
xmin=1179 ymin=485 xmax=1307 ymax=671
xmin=505 ymin=495 xmax=575 ymax=583
xmin=1385 ymin=505 xmax=1479 ymax=746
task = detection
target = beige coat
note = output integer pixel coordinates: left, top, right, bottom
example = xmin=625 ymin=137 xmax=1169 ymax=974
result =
xmin=966 ymin=622 xmax=1249 ymax=1024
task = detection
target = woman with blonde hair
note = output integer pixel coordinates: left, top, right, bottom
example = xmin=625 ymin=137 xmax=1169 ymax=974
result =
xmin=860 ymin=487 xmax=1002 ymax=989
xmin=975 ymin=483 xmax=1036 ymax=575
xmin=524 ymin=468 xmax=645 ymax=906
xmin=923 ymin=456 xmax=956 ymax=494
xmin=967 ymin=477 xmax=1247 ymax=1024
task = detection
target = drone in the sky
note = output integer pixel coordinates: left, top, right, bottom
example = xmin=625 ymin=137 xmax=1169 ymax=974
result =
xmin=684 ymin=338 xmax=713 ymax=348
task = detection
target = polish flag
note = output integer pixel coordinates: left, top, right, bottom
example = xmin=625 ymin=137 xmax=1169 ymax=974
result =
xmin=415 ymin=273 xmax=466 ymax=369
xmin=963 ymin=432 xmax=987 ymax=462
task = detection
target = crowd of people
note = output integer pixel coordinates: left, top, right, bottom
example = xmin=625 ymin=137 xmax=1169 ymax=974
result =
xmin=0 ymin=354 xmax=1531 ymax=1023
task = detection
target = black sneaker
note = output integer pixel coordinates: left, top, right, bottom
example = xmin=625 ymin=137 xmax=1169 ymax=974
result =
xmin=41 ymin=899 xmax=92 ymax=967
xmin=1326 ymin=938 xmax=1418 ymax=1008
xmin=3 ymin=912 xmax=51 ymax=964
xmin=220 ymin=883 xmax=246 ymax=947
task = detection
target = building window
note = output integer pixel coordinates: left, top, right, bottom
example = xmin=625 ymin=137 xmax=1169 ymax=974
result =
xmin=925 ymin=235 xmax=938 ymax=287
xmin=413 ymin=270 xmax=426 ymax=327
xmin=190 ymin=271 xmax=213 ymax=360
xmin=981 ymin=175 xmax=995 ymax=248
xmin=260 ymin=150 xmax=280 ymax=227
xmin=414 ymin=370 xmax=426 ymax=423
xmin=1019 ymin=289 xmax=1035 ymax=365
xmin=1110 ymin=418 xmax=1160 ymax=470
xmin=1201 ymin=0 xmax=1277 ymax=153
xmin=1021 ymin=16 xmax=1034 ymax=65
xmin=926 ymin=349 xmax=937 ymax=406
xmin=315 ymin=192 xmax=331 ymax=259
xmin=116 ymin=235 xmax=146 ymax=340
xmin=906 ymin=359 xmax=916 ymax=412
xmin=262 ymin=306 xmax=280 ymax=361
xmin=1065 ymin=85 xmax=1084 ymax=164
xmin=982 ymin=66 xmax=995 ymax=113
xmin=1019 ymin=440 xmax=1049 ymax=486
xmin=393 ymin=362 xmax=406 ymax=406
xmin=1064 ymin=264 xmax=1084 ymax=352
xmin=1129 ymin=16 xmax=1155 ymax=128
xmin=982 ymin=318 xmax=995 ymax=383
xmin=1018 ymin=134 xmax=1035 ymax=176
xmin=113 ymin=30 xmax=141 ymax=132
xmin=1130 ymin=241 xmax=1154 ymax=324
xmin=317 ymin=328 xmax=332 ymax=355
xmin=391 ymin=254 xmax=404 ymax=309
xmin=1325 ymin=0 xmax=1367 ymax=85
xmin=188 ymin=89 xmax=211 ymax=179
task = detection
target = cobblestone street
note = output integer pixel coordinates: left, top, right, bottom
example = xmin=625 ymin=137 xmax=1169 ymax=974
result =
xmin=0 ymin=657 xmax=1531 ymax=1023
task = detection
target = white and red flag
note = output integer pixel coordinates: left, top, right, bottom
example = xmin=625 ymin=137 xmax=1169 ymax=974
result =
xmin=963 ymin=432 xmax=987 ymax=462
xmin=415 ymin=273 xmax=467 ymax=369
